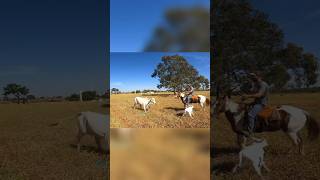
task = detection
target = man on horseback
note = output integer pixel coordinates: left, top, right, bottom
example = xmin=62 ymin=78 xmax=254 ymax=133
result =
xmin=184 ymin=84 xmax=194 ymax=106
xmin=243 ymin=72 xmax=270 ymax=135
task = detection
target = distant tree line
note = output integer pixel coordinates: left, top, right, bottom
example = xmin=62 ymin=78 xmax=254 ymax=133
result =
xmin=65 ymin=91 xmax=107 ymax=101
xmin=1 ymin=83 xmax=107 ymax=103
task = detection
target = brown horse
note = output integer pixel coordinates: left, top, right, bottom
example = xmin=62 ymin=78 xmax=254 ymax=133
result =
xmin=178 ymin=92 xmax=210 ymax=110
xmin=213 ymin=95 xmax=320 ymax=154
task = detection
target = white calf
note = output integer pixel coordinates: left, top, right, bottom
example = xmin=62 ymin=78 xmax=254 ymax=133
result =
xmin=182 ymin=105 xmax=194 ymax=118
xmin=232 ymin=139 xmax=270 ymax=178
xmin=133 ymin=97 xmax=156 ymax=112
xmin=77 ymin=111 xmax=109 ymax=153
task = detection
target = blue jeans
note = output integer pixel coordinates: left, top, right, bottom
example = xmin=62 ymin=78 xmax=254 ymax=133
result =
xmin=248 ymin=104 xmax=264 ymax=132
xmin=184 ymin=96 xmax=192 ymax=105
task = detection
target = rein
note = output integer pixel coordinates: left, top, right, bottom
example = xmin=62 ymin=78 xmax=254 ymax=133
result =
xmin=146 ymin=99 xmax=153 ymax=107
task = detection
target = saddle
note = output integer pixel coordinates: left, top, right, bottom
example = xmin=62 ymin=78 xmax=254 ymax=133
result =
xmin=190 ymin=95 xmax=199 ymax=102
xmin=257 ymin=106 xmax=281 ymax=123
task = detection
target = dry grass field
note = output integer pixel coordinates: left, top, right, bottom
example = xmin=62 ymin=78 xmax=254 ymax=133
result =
xmin=110 ymin=91 xmax=210 ymax=128
xmin=110 ymin=128 xmax=210 ymax=180
xmin=211 ymin=93 xmax=320 ymax=179
xmin=0 ymin=101 xmax=108 ymax=179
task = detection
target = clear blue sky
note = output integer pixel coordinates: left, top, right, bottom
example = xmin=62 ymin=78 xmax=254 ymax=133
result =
xmin=111 ymin=52 xmax=210 ymax=91
xmin=111 ymin=0 xmax=209 ymax=52
xmin=0 ymin=0 xmax=108 ymax=97
xmin=252 ymin=0 xmax=320 ymax=57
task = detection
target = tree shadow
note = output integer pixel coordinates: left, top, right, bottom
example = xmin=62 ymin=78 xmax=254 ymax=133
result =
xmin=211 ymin=146 xmax=239 ymax=157
xmin=164 ymin=107 xmax=185 ymax=116
xmin=69 ymin=144 xmax=109 ymax=155
xmin=211 ymin=161 xmax=235 ymax=175
xmin=164 ymin=107 xmax=185 ymax=111
xmin=101 ymin=104 xmax=110 ymax=108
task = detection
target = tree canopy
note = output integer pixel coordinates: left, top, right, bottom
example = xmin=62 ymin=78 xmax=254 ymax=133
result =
xmin=2 ymin=83 xmax=30 ymax=104
xmin=144 ymin=7 xmax=209 ymax=52
xmin=151 ymin=55 xmax=209 ymax=93
xmin=212 ymin=0 xmax=319 ymax=93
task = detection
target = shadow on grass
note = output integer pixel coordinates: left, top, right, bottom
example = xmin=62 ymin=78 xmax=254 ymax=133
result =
xmin=211 ymin=161 xmax=235 ymax=175
xmin=69 ymin=144 xmax=109 ymax=155
xmin=101 ymin=104 xmax=110 ymax=108
xmin=164 ymin=107 xmax=185 ymax=116
xmin=211 ymin=146 xmax=239 ymax=157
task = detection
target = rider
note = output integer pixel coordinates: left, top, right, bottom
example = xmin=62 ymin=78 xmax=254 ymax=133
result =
xmin=184 ymin=84 xmax=194 ymax=106
xmin=243 ymin=72 xmax=269 ymax=135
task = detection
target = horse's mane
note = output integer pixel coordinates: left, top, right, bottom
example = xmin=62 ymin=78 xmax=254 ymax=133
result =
xmin=227 ymin=99 xmax=240 ymax=113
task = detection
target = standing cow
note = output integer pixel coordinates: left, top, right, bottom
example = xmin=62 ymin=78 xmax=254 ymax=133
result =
xmin=77 ymin=111 xmax=109 ymax=153
xmin=133 ymin=97 xmax=156 ymax=112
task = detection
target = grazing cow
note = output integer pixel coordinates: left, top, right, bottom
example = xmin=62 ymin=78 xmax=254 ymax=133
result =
xmin=182 ymin=105 xmax=194 ymax=119
xmin=77 ymin=111 xmax=109 ymax=153
xmin=133 ymin=97 xmax=156 ymax=112
xmin=232 ymin=139 xmax=270 ymax=178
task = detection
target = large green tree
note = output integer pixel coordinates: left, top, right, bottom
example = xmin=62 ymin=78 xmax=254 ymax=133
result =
xmin=212 ymin=0 xmax=319 ymax=92
xmin=151 ymin=55 xmax=209 ymax=93
xmin=144 ymin=7 xmax=209 ymax=52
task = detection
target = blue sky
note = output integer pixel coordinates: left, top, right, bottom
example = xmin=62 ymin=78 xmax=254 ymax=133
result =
xmin=111 ymin=52 xmax=210 ymax=91
xmin=0 ymin=0 xmax=108 ymax=97
xmin=252 ymin=0 xmax=320 ymax=57
xmin=111 ymin=0 xmax=209 ymax=52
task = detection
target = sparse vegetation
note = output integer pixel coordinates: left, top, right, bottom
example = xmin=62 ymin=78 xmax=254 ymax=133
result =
xmin=0 ymin=101 xmax=108 ymax=179
xmin=111 ymin=91 xmax=210 ymax=128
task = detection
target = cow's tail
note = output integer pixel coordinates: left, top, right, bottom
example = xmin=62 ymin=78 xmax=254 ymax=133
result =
xmin=305 ymin=113 xmax=320 ymax=141
xmin=206 ymin=98 xmax=210 ymax=105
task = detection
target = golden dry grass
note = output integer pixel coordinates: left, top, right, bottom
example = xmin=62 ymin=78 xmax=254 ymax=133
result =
xmin=110 ymin=128 xmax=210 ymax=180
xmin=0 ymin=101 xmax=108 ymax=180
xmin=211 ymin=93 xmax=320 ymax=179
xmin=111 ymin=91 xmax=210 ymax=128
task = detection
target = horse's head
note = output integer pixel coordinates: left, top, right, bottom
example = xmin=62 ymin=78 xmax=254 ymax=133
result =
xmin=213 ymin=95 xmax=230 ymax=119
xmin=179 ymin=92 xmax=185 ymax=98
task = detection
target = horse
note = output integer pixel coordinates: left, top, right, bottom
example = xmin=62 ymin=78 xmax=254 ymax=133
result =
xmin=213 ymin=95 xmax=320 ymax=155
xmin=178 ymin=92 xmax=210 ymax=110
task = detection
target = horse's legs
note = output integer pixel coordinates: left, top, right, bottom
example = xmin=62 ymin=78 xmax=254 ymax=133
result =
xmin=233 ymin=151 xmax=243 ymax=173
xmin=287 ymin=132 xmax=299 ymax=154
xmin=237 ymin=135 xmax=243 ymax=148
xmin=237 ymin=135 xmax=246 ymax=149
xmin=95 ymin=136 xmax=102 ymax=152
xmin=77 ymin=131 xmax=84 ymax=152
xmin=297 ymin=132 xmax=305 ymax=155
xmin=200 ymin=102 xmax=204 ymax=111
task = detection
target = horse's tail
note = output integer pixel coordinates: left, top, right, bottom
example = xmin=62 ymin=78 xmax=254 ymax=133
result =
xmin=305 ymin=113 xmax=320 ymax=141
xmin=206 ymin=98 xmax=210 ymax=105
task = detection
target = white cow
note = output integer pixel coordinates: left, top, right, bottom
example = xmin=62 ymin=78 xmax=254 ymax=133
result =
xmin=133 ymin=97 xmax=156 ymax=112
xmin=77 ymin=111 xmax=109 ymax=153
xmin=232 ymin=139 xmax=270 ymax=178
xmin=182 ymin=105 xmax=194 ymax=119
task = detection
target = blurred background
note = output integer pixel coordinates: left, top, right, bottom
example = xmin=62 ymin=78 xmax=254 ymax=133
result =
xmin=111 ymin=0 xmax=209 ymax=52
xmin=110 ymin=128 xmax=210 ymax=180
